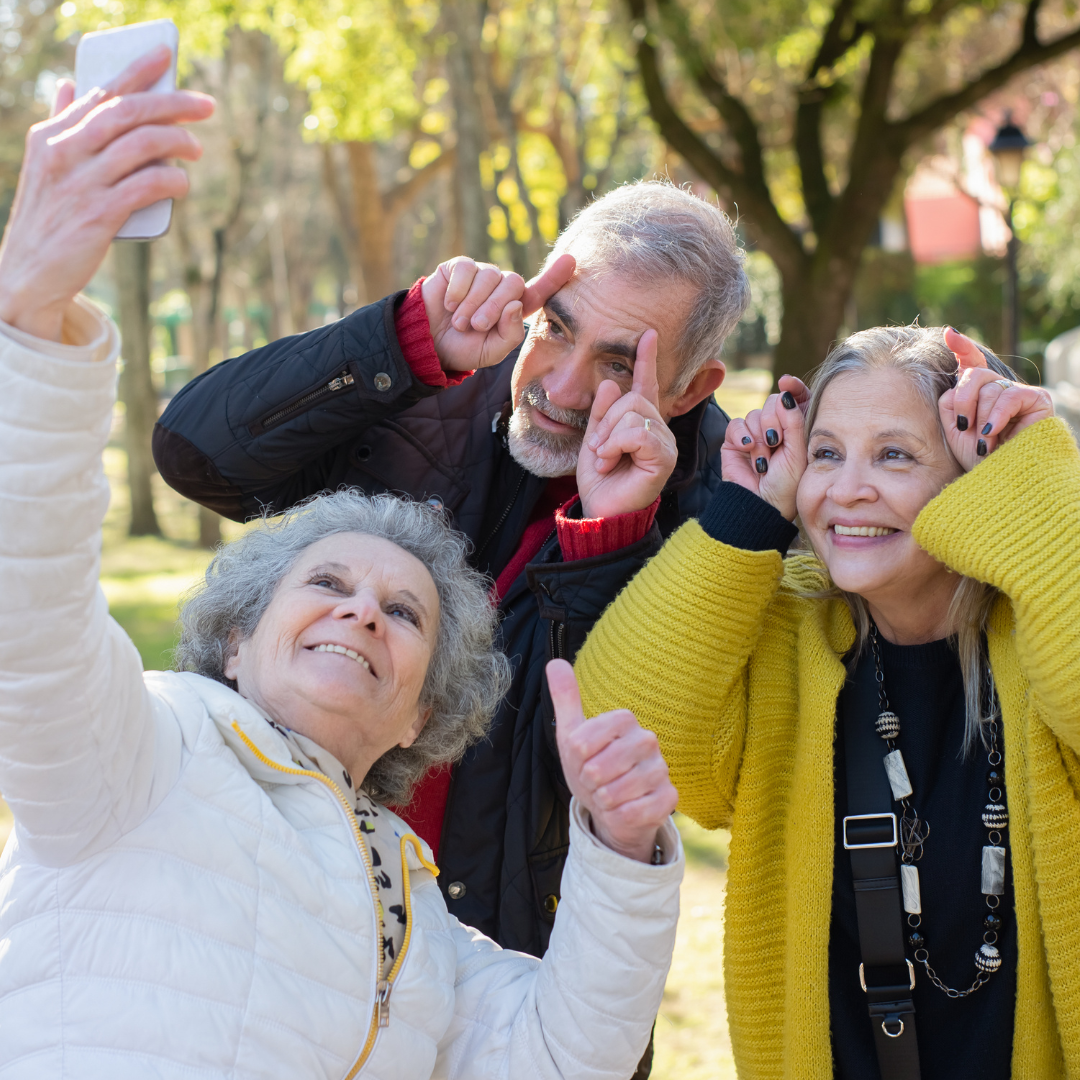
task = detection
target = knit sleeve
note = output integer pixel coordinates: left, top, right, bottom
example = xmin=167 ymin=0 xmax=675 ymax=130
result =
xmin=912 ymin=417 xmax=1080 ymax=751
xmin=574 ymin=519 xmax=787 ymax=829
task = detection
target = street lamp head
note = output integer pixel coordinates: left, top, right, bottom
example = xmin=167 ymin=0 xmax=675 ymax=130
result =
xmin=989 ymin=112 xmax=1030 ymax=191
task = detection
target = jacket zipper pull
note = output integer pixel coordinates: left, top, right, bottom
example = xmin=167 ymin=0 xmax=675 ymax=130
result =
xmin=328 ymin=373 xmax=355 ymax=392
xmin=376 ymin=979 xmax=392 ymax=1027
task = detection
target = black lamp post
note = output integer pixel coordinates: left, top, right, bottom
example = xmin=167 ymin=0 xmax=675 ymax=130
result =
xmin=988 ymin=114 xmax=1030 ymax=358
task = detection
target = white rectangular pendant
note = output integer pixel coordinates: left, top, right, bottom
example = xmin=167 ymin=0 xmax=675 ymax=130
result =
xmin=900 ymin=864 xmax=922 ymax=914
xmin=982 ymin=845 xmax=1006 ymax=896
xmin=883 ymin=749 xmax=914 ymax=801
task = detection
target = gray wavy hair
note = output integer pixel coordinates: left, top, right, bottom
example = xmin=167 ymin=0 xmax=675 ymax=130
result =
xmin=803 ymin=325 xmax=1021 ymax=754
xmin=174 ymin=490 xmax=511 ymax=804
xmin=548 ymin=179 xmax=750 ymax=394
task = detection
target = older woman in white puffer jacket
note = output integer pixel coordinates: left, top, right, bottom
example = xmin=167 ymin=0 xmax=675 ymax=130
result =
xmin=0 ymin=49 xmax=683 ymax=1080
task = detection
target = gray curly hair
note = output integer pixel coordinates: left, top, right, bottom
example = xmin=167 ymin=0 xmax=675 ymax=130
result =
xmin=548 ymin=179 xmax=750 ymax=394
xmin=174 ymin=490 xmax=511 ymax=804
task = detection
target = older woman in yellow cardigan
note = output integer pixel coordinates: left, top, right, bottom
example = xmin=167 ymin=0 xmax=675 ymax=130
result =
xmin=575 ymin=325 xmax=1079 ymax=1079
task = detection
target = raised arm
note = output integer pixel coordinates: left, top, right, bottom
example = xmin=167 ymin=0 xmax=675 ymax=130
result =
xmin=153 ymin=254 xmax=577 ymax=522
xmin=912 ymin=331 xmax=1080 ymax=749
xmin=573 ymin=382 xmax=806 ymax=828
xmin=0 ymin=52 xmax=212 ymax=864
xmin=436 ymin=662 xmax=682 ymax=1079
xmin=914 ymin=417 xmax=1080 ymax=750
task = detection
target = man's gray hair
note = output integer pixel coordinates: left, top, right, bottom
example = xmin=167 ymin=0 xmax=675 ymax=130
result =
xmin=550 ymin=179 xmax=750 ymax=393
xmin=174 ymin=490 xmax=511 ymax=805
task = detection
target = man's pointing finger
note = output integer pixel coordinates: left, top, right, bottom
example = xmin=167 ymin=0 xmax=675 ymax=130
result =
xmin=632 ymin=328 xmax=660 ymax=407
xmin=522 ymin=253 xmax=576 ymax=316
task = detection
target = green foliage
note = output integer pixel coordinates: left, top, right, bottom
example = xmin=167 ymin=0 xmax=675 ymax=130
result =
xmin=58 ymin=0 xmax=433 ymax=142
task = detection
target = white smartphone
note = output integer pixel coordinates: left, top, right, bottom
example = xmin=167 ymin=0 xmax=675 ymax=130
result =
xmin=74 ymin=19 xmax=179 ymax=241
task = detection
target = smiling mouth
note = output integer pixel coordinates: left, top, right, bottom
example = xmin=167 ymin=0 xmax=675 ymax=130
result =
xmin=832 ymin=525 xmax=898 ymax=537
xmin=309 ymin=643 xmax=374 ymax=676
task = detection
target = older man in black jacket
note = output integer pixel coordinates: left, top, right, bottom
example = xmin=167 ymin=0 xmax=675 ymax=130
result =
xmin=155 ymin=180 xmax=748 ymax=970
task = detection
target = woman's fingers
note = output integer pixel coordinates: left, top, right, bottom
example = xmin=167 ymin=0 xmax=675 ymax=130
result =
xmin=91 ymin=124 xmax=203 ymax=187
xmin=777 ymin=374 xmax=810 ymax=415
xmin=980 ymin=384 xmax=1054 ymax=447
xmin=50 ymin=78 xmax=75 ymax=119
xmin=102 ymin=43 xmax=173 ymax=96
xmin=945 ymin=326 xmax=987 ymax=370
xmin=109 ymin=163 xmax=191 ymax=220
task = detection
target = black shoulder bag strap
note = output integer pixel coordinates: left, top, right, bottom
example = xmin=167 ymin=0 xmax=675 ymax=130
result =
xmin=843 ymin=704 xmax=922 ymax=1079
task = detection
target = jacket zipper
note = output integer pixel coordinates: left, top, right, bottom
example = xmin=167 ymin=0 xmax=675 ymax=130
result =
xmin=230 ymin=724 xmax=407 ymax=1078
xmin=476 ymin=468 xmax=526 ymax=564
xmin=250 ymin=371 xmax=355 ymax=435
xmin=548 ymin=618 xmax=566 ymax=661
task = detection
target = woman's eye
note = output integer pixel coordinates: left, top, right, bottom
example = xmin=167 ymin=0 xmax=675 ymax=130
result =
xmin=882 ymin=448 xmax=909 ymax=461
xmin=387 ymin=603 xmax=420 ymax=628
xmin=812 ymin=447 xmax=839 ymax=460
xmin=311 ymin=576 xmax=341 ymax=590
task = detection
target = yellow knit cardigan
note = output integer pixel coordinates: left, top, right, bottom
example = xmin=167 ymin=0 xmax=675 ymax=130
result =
xmin=576 ymin=417 xmax=1080 ymax=1079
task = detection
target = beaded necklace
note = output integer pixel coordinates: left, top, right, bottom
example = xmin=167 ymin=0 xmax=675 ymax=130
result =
xmin=869 ymin=624 xmax=1008 ymax=998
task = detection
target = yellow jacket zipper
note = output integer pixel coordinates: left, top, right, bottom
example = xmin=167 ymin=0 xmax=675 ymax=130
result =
xmin=231 ymin=723 xmax=419 ymax=1078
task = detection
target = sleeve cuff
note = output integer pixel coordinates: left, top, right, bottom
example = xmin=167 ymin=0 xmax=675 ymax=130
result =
xmin=394 ymin=279 xmax=471 ymax=388
xmin=698 ymin=482 xmax=799 ymax=555
xmin=555 ymin=496 xmax=660 ymax=561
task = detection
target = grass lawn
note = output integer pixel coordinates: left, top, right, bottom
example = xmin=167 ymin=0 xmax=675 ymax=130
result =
xmin=3 ymin=404 xmax=760 ymax=1077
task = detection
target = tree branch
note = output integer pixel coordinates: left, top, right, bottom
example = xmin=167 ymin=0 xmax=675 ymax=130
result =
xmin=384 ymin=146 xmax=457 ymax=219
xmin=626 ymin=0 xmax=807 ymax=278
xmin=1023 ymin=0 xmax=1045 ymax=48
xmin=796 ymin=0 xmax=869 ymax=235
xmin=653 ymin=0 xmax=768 ymax=190
xmin=894 ymin=17 xmax=1080 ymax=146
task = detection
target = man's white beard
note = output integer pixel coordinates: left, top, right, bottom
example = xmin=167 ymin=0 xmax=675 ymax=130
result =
xmin=506 ymin=384 xmax=588 ymax=478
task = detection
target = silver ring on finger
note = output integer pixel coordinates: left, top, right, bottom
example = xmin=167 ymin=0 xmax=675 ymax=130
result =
xmin=643 ymin=418 xmax=651 ymax=432
xmin=995 ymin=379 xmax=1013 ymax=390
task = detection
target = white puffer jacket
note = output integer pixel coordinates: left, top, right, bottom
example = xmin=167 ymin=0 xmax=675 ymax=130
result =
xmin=0 ymin=300 xmax=683 ymax=1080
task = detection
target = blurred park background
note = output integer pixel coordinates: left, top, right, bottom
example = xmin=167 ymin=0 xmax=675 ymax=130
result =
xmin=7 ymin=0 xmax=1080 ymax=1073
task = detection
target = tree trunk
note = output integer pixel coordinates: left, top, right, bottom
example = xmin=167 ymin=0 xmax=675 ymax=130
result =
xmin=114 ymin=242 xmax=161 ymax=538
xmin=443 ymin=0 xmax=490 ymax=261
xmin=345 ymin=141 xmax=397 ymax=299
xmin=771 ymin=267 xmax=851 ymax=388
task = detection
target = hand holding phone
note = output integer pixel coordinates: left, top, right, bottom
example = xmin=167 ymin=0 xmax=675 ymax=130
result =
xmin=0 ymin=40 xmax=213 ymax=342
xmin=75 ymin=19 xmax=180 ymax=240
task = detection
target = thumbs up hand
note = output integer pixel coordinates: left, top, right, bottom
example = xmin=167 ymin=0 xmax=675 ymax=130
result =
xmin=547 ymin=659 xmax=678 ymax=863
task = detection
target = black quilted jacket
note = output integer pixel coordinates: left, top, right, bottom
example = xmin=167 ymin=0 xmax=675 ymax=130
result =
xmin=154 ymin=290 xmax=728 ymax=958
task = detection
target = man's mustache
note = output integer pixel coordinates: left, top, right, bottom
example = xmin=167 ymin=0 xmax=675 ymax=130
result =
xmin=518 ymin=381 xmax=590 ymax=433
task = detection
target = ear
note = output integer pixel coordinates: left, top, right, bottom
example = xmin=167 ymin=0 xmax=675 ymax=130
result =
xmin=665 ymin=358 xmax=726 ymax=419
xmin=398 ymin=706 xmax=432 ymax=750
xmin=223 ymin=629 xmax=242 ymax=683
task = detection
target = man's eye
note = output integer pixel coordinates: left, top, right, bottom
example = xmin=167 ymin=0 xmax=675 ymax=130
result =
xmin=609 ymin=362 xmax=631 ymax=377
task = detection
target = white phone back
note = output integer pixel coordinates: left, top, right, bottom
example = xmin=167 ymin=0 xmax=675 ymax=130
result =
xmin=74 ymin=19 xmax=179 ymax=240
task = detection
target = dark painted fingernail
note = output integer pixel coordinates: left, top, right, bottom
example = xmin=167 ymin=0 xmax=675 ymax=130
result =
xmin=755 ymin=457 xmax=768 ymax=474
xmin=741 ymin=435 xmax=752 ymax=446
xmin=765 ymin=428 xmax=779 ymax=447
xmin=956 ymin=415 xmax=969 ymax=431
xmin=781 ymin=391 xmax=797 ymax=410
xmin=982 ymin=422 xmax=993 ymax=435
xmin=977 ymin=439 xmax=987 ymax=456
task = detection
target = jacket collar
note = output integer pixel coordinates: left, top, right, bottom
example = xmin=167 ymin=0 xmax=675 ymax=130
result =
xmin=148 ymin=671 xmax=310 ymax=785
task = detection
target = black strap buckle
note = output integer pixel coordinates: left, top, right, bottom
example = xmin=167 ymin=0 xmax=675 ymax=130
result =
xmin=843 ymin=812 xmax=898 ymax=850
